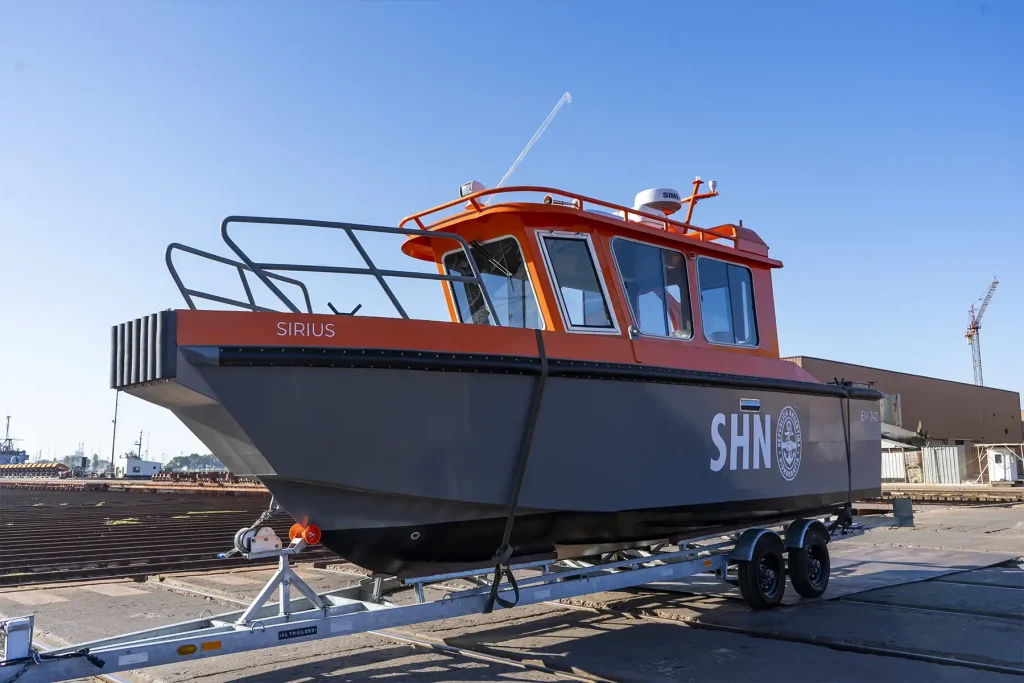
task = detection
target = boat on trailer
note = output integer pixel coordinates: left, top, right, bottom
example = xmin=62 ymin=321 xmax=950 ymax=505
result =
xmin=110 ymin=179 xmax=883 ymax=578
xmin=0 ymin=180 xmax=888 ymax=682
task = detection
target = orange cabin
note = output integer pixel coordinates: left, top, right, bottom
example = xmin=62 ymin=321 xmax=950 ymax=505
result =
xmin=397 ymin=182 xmax=783 ymax=366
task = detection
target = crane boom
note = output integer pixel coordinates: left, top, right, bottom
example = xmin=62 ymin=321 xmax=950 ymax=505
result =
xmin=974 ymin=277 xmax=999 ymax=326
xmin=965 ymin=276 xmax=999 ymax=386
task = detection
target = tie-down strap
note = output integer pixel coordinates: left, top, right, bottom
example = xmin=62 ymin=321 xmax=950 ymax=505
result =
xmin=484 ymin=328 xmax=548 ymax=614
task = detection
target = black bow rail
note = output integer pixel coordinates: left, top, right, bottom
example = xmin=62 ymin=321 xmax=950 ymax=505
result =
xmin=163 ymin=215 xmax=500 ymax=325
xmin=166 ymin=242 xmax=314 ymax=313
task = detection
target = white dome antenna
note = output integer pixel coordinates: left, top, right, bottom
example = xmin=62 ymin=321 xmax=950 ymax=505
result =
xmin=633 ymin=188 xmax=683 ymax=215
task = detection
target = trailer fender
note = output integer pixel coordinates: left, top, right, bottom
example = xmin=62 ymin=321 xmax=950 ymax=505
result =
xmin=784 ymin=519 xmax=830 ymax=550
xmin=730 ymin=528 xmax=785 ymax=563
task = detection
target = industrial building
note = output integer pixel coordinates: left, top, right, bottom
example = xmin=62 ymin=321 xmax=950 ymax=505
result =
xmin=783 ymin=356 xmax=1023 ymax=445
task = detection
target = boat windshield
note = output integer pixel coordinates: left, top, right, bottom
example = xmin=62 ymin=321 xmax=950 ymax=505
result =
xmin=444 ymin=237 xmax=542 ymax=328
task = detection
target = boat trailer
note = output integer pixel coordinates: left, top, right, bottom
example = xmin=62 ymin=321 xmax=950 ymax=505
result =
xmin=0 ymin=514 xmax=862 ymax=683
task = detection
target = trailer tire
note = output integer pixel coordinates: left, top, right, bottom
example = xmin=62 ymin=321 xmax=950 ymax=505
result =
xmin=737 ymin=536 xmax=786 ymax=609
xmin=789 ymin=527 xmax=830 ymax=598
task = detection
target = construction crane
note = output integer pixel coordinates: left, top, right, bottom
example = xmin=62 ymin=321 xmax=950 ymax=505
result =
xmin=965 ymin=277 xmax=999 ymax=386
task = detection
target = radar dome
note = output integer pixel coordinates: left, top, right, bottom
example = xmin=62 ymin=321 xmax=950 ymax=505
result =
xmin=633 ymin=188 xmax=682 ymax=215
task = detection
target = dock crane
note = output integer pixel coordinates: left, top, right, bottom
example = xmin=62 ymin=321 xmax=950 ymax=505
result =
xmin=965 ymin=277 xmax=999 ymax=386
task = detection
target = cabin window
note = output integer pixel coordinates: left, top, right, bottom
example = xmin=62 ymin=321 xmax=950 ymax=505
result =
xmin=697 ymin=258 xmax=758 ymax=346
xmin=538 ymin=233 xmax=616 ymax=332
xmin=443 ymin=237 xmax=542 ymax=328
xmin=611 ymin=238 xmax=692 ymax=339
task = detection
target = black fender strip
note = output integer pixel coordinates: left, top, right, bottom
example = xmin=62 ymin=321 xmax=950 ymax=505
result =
xmin=213 ymin=346 xmax=886 ymax=402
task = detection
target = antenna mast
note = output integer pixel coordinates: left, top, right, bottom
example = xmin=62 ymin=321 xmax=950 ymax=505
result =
xmin=485 ymin=92 xmax=572 ymax=205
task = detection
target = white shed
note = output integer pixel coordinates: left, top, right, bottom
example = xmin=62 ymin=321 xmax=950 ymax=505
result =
xmin=986 ymin=447 xmax=1021 ymax=483
xmin=116 ymin=456 xmax=162 ymax=479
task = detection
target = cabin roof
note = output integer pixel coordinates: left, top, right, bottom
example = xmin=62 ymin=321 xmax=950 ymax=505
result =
xmin=399 ymin=186 xmax=782 ymax=268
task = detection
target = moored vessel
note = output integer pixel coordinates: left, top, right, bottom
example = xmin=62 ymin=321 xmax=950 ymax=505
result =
xmin=0 ymin=416 xmax=29 ymax=465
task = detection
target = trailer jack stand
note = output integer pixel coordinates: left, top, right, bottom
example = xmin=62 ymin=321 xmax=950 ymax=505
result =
xmin=237 ymin=547 xmax=327 ymax=625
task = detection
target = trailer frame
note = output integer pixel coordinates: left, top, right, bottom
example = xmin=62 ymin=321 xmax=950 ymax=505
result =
xmin=0 ymin=516 xmax=863 ymax=683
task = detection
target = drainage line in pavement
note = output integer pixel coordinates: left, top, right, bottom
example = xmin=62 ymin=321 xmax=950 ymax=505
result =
xmin=838 ymin=596 xmax=1024 ymax=622
xmin=931 ymin=577 xmax=1024 ymax=591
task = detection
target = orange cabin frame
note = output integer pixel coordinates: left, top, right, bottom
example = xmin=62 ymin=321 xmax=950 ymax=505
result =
xmin=398 ymin=187 xmax=784 ymax=363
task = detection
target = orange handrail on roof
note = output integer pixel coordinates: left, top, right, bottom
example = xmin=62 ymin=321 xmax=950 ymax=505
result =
xmin=398 ymin=186 xmax=738 ymax=247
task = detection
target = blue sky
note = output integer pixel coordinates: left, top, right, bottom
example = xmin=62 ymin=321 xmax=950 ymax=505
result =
xmin=1 ymin=1 xmax=1021 ymax=460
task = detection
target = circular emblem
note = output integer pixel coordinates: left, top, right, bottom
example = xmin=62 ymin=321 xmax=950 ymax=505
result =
xmin=776 ymin=406 xmax=802 ymax=481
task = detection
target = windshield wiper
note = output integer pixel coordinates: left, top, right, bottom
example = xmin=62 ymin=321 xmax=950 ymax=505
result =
xmin=470 ymin=240 xmax=514 ymax=278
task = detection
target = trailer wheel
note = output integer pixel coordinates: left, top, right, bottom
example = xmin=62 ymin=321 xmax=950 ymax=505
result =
xmin=737 ymin=536 xmax=785 ymax=609
xmin=789 ymin=528 xmax=830 ymax=598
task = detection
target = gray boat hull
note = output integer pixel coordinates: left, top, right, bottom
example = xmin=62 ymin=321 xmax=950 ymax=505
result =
xmin=129 ymin=345 xmax=881 ymax=575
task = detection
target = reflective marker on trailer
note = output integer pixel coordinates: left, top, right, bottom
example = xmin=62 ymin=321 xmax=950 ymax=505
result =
xmin=177 ymin=645 xmax=197 ymax=656
xmin=118 ymin=652 xmax=148 ymax=666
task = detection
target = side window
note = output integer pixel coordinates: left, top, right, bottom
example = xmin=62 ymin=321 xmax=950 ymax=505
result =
xmin=539 ymin=235 xmax=615 ymax=331
xmin=697 ymin=258 xmax=758 ymax=346
xmin=443 ymin=237 xmax=542 ymax=328
xmin=612 ymin=239 xmax=692 ymax=339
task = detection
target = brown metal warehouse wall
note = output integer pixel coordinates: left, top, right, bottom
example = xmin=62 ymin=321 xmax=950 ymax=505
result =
xmin=784 ymin=356 xmax=1023 ymax=444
